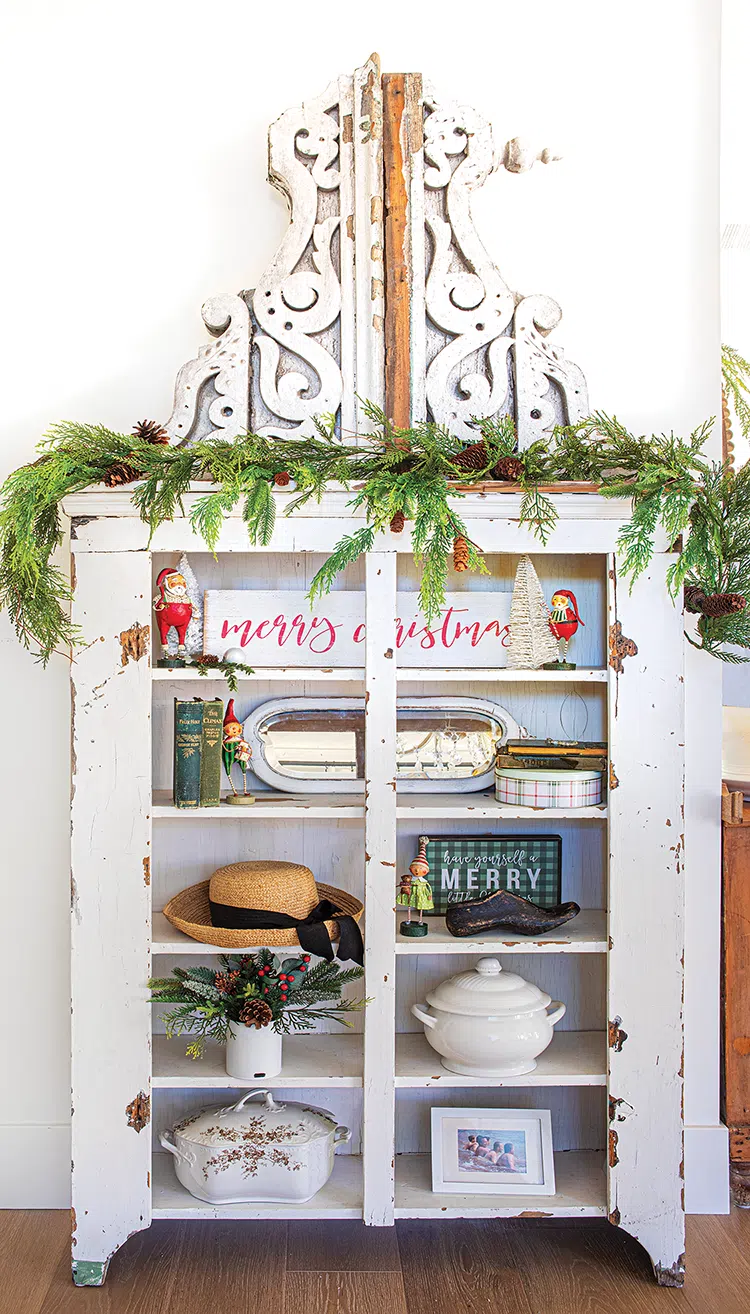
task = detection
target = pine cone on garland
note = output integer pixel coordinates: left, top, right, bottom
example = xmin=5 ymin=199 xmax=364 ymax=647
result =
xmin=274 ymin=471 xmax=291 ymax=487
xmin=239 ymin=998 xmax=274 ymax=1030
xmin=453 ymin=536 xmax=470 ymax=572
xmin=103 ymin=419 xmax=170 ymax=487
xmin=451 ymin=440 xmax=490 ymax=475
xmin=684 ymin=585 xmax=747 ymax=617
xmin=389 ymin=509 xmax=405 ymax=534
xmin=492 ymin=455 xmax=525 ymax=482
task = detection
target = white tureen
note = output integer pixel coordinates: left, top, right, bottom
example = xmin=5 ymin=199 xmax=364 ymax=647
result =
xmin=411 ymin=956 xmax=566 ymax=1076
xmin=160 ymin=1089 xmax=351 ymax=1203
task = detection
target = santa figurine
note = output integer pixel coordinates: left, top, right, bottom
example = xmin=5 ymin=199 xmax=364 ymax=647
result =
xmin=153 ymin=568 xmax=193 ymax=665
xmin=545 ymin=588 xmax=584 ymax=670
xmin=222 ymin=700 xmax=254 ymax=805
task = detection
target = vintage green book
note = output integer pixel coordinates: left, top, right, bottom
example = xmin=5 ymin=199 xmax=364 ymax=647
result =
xmin=199 ymin=698 xmax=224 ymax=806
xmin=173 ymin=698 xmax=204 ymax=809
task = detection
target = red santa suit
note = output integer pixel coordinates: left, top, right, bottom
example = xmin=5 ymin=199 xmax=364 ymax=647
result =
xmin=154 ymin=569 xmax=192 ymax=651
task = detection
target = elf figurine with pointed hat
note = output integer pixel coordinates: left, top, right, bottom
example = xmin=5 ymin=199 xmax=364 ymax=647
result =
xmin=222 ymin=700 xmax=255 ymax=805
xmin=153 ymin=568 xmax=193 ymax=666
xmin=544 ymin=588 xmax=584 ymax=670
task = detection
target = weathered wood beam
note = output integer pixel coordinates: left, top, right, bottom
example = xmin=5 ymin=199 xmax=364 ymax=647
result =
xmin=382 ymin=72 xmax=422 ymax=434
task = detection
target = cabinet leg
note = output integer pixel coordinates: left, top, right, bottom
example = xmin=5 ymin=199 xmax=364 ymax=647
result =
xmin=72 ymin=1259 xmax=110 ymax=1287
xmin=652 ymin=1256 xmax=686 ymax=1287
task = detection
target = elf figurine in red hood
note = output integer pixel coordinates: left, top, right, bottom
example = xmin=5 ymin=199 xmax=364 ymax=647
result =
xmin=222 ymin=699 xmax=254 ymax=804
xmin=153 ymin=568 xmax=193 ymax=664
xmin=545 ymin=588 xmax=584 ymax=670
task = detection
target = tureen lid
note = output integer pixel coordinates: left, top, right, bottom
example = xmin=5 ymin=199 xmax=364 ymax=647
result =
xmin=425 ymin=957 xmax=551 ymax=1016
xmin=172 ymin=1090 xmax=338 ymax=1148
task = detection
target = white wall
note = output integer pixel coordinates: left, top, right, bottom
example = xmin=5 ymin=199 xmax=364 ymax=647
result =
xmin=0 ymin=0 xmax=724 ymax=1208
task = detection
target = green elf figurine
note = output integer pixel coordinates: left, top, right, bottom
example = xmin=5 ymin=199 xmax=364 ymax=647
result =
xmin=397 ymin=835 xmax=433 ymax=937
xmin=222 ymin=699 xmax=255 ymax=805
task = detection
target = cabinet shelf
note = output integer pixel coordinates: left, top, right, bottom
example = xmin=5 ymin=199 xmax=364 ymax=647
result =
xmin=152 ymin=1033 xmax=363 ymax=1088
xmin=152 ymin=790 xmax=365 ymax=819
xmin=394 ymin=1031 xmax=606 ymax=1087
xmin=151 ymin=1151 xmax=362 ymax=1219
xmin=397 ymin=668 xmax=608 ymax=683
xmin=396 ymin=793 xmax=607 ymax=820
xmin=395 ymin=908 xmax=607 ymax=954
xmin=393 ymin=1150 xmax=607 ymax=1218
xmin=153 ymin=666 xmax=365 ymax=682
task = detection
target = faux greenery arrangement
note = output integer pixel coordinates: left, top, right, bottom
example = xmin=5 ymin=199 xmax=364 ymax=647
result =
xmin=1 ymin=400 xmax=749 ymax=664
xmin=149 ymin=950 xmax=365 ymax=1059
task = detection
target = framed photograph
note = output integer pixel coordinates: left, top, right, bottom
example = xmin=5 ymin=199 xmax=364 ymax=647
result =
xmin=430 ymin=1107 xmax=555 ymax=1195
xmin=423 ymin=834 xmax=562 ymax=914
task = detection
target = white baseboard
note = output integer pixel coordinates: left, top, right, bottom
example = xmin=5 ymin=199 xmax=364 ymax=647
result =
xmin=0 ymin=1124 xmax=70 ymax=1208
xmin=685 ymin=1124 xmax=730 ymax=1213
xmin=0 ymin=1121 xmax=731 ymax=1213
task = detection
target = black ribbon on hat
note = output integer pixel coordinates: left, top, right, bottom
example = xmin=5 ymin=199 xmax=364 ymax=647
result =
xmin=208 ymin=897 xmax=364 ymax=965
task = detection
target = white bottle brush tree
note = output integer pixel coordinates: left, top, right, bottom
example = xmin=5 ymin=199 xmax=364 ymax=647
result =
xmin=507 ymin=555 xmax=559 ymax=669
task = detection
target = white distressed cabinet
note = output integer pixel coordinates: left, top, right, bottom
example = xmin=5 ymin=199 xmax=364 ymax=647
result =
xmin=65 ymin=55 xmax=685 ymax=1287
xmin=66 ymin=489 xmax=685 ymax=1285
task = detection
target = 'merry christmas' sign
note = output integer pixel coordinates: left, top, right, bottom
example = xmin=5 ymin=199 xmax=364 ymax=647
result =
xmin=204 ymin=591 xmax=511 ymax=667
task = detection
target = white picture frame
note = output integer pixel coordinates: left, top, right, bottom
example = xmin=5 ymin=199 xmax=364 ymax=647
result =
xmin=430 ymin=1107 xmax=556 ymax=1195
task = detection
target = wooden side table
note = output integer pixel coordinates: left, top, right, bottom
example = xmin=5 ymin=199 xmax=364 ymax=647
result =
xmin=722 ymin=796 xmax=750 ymax=1205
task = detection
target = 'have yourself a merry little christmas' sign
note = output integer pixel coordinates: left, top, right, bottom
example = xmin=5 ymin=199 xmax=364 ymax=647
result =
xmin=203 ymin=591 xmax=511 ymax=667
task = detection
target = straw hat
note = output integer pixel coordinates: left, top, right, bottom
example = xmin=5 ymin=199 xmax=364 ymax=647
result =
xmin=163 ymin=859 xmax=364 ymax=954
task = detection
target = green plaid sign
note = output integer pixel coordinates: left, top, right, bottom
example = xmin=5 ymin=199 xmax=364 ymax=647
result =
xmin=423 ymin=834 xmax=562 ymax=914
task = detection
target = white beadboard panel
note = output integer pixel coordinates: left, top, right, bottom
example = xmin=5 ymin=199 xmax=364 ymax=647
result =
xmin=398 ymin=552 xmax=607 ymax=669
xmin=395 ymin=1087 xmax=606 ymax=1155
xmin=151 ymin=817 xmax=365 ymax=909
xmin=151 ymin=1088 xmax=362 ymax=1156
xmin=396 ymin=819 xmax=606 ymax=912
xmin=151 ymin=1151 xmax=362 ymax=1219
xmin=396 ymin=954 xmax=606 ymax=1036
xmin=394 ymin=1151 xmax=606 ymax=1219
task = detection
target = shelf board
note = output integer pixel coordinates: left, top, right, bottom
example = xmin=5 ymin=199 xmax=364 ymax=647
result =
xmin=153 ymin=667 xmax=365 ymax=682
xmin=153 ymin=911 xmax=309 ymax=954
xmin=396 ymin=793 xmax=607 ymax=820
xmin=152 ymin=789 xmax=605 ymax=822
xmin=394 ymin=1031 xmax=606 ymax=1087
xmin=152 ymin=790 xmax=365 ymax=819
xmin=395 ymin=908 xmax=607 ymax=955
xmin=397 ymin=668 xmax=608 ymax=683
xmin=152 ymin=1033 xmax=363 ymax=1088
xmin=394 ymin=1150 xmax=606 ymax=1219
xmin=152 ymin=1150 xmax=362 ymax=1219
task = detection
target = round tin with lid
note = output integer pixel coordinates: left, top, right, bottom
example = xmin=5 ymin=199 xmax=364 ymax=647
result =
xmin=411 ymin=957 xmax=566 ymax=1077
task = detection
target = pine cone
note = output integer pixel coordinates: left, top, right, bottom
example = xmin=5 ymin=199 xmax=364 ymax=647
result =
xmin=193 ymin=653 xmax=221 ymax=667
xmin=103 ymin=420 xmax=170 ymax=487
xmin=453 ymin=536 xmax=470 ymax=572
xmin=492 ymin=455 xmax=525 ymax=481
xmin=451 ymin=440 xmax=490 ymax=474
xmin=274 ymin=471 xmax=291 ymax=487
xmin=239 ymin=998 xmax=274 ymax=1029
xmin=389 ymin=509 xmax=405 ymax=534
xmin=684 ymin=585 xmax=747 ymax=617
xmin=133 ymin=419 xmax=170 ymax=446
xmin=102 ymin=461 xmax=142 ymax=488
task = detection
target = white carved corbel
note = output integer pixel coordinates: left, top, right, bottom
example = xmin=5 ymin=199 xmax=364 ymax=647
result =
xmin=165 ymin=294 xmax=250 ymax=445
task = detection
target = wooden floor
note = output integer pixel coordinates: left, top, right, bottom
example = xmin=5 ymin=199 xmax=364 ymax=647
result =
xmin=4 ymin=1209 xmax=750 ymax=1313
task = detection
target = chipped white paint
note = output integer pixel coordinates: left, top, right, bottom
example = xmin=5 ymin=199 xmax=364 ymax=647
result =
xmin=71 ymin=551 xmax=152 ymax=1275
xmin=363 ymin=552 xmax=397 ymax=1225
xmin=607 ymin=555 xmax=686 ymax=1283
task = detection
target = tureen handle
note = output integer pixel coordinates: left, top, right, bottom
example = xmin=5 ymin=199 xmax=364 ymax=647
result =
xmin=334 ymin=1126 xmax=352 ymax=1147
xmin=411 ymin=1003 xmax=436 ymax=1029
xmin=546 ymin=1001 xmax=566 ymax=1026
xmin=160 ymin=1130 xmax=188 ymax=1162
xmin=231 ymin=1089 xmax=279 ymax=1113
